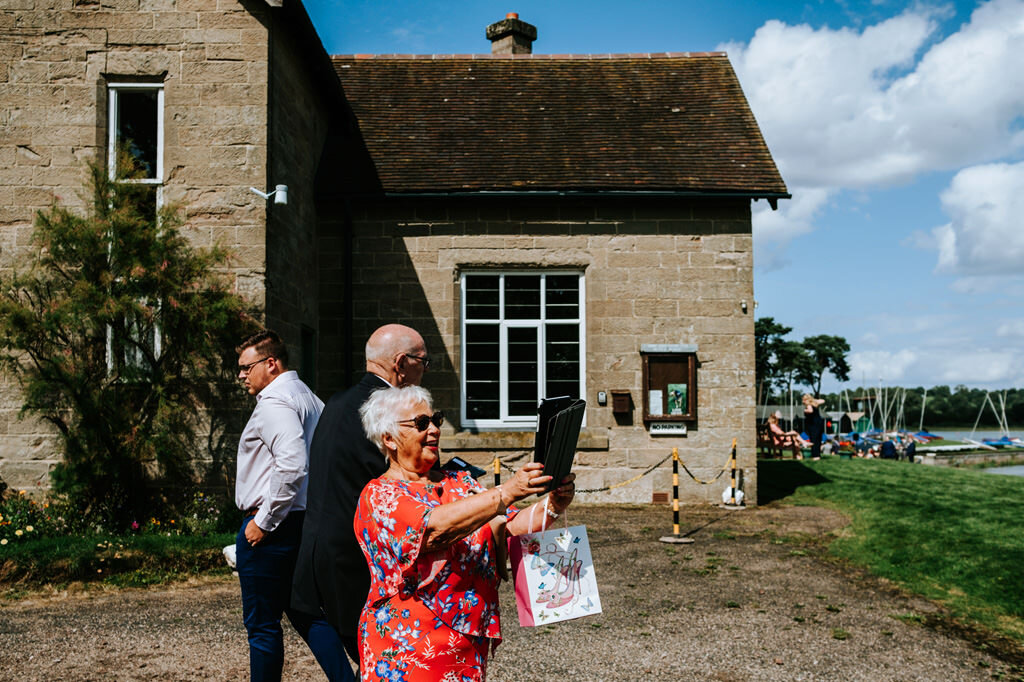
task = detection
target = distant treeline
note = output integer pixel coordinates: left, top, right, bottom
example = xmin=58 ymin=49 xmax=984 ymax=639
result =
xmin=814 ymin=386 xmax=1023 ymax=429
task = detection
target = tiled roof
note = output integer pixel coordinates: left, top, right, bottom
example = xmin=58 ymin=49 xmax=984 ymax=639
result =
xmin=331 ymin=52 xmax=788 ymax=197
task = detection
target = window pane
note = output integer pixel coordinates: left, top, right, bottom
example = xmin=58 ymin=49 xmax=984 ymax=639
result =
xmin=507 ymin=327 xmax=537 ymax=416
xmin=465 ymin=325 xmax=499 ymax=419
xmin=505 ymin=275 xmax=540 ymax=319
xmin=545 ymin=274 xmax=579 ymax=320
xmin=465 ymin=274 xmax=499 ymax=319
xmin=116 ymin=89 xmax=159 ymax=179
xmin=119 ymin=183 xmax=158 ymax=224
xmin=545 ymin=324 xmax=580 ymax=398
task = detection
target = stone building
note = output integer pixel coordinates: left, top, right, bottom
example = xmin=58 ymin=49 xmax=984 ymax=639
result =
xmin=0 ymin=5 xmax=787 ymax=504
xmin=0 ymin=0 xmax=344 ymax=488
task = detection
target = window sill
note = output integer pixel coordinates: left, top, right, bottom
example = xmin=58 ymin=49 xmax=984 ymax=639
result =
xmin=441 ymin=428 xmax=609 ymax=451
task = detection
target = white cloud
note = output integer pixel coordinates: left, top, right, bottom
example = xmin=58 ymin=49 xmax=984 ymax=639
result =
xmin=932 ymin=161 xmax=1024 ymax=276
xmin=846 ymin=345 xmax=1023 ymax=388
xmin=723 ymin=0 xmax=1024 ymax=190
xmin=849 ymin=349 xmax=919 ymax=382
xmin=933 ymin=348 xmax=1021 ymax=383
xmin=752 ymin=186 xmax=831 ymax=270
xmin=997 ymin=320 xmax=1024 ymax=337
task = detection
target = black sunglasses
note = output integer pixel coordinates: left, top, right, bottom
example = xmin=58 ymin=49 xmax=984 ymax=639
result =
xmin=397 ymin=411 xmax=445 ymax=432
xmin=239 ymin=356 xmax=271 ymax=375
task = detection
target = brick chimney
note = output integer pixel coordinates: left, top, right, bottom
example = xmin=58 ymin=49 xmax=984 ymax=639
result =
xmin=485 ymin=12 xmax=537 ymax=55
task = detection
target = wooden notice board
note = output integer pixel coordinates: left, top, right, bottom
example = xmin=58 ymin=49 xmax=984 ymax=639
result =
xmin=641 ymin=349 xmax=696 ymax=422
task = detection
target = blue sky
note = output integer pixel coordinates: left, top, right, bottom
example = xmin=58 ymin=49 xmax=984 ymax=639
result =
xmin=301 ymin=0 xmax=1024 ymax=392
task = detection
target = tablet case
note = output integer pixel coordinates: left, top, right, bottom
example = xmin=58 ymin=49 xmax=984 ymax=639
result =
xmin=534 ymin=396 xmax=586 ymax=491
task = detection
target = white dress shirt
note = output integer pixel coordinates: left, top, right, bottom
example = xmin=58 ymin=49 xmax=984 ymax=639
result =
xmin=235 ymin=370 xmax=324 ymax=532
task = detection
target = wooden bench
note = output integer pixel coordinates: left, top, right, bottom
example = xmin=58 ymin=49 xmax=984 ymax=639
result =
xmin=758 ymin=422 xmax=801 ymax=459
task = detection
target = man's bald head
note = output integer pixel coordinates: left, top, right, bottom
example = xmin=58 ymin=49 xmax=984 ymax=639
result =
xmin=365 ymin=324 xmax=428 ymax=387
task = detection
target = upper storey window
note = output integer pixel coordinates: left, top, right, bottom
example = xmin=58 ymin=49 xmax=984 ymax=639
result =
xmin=107 ymin=84 xmax=163 ymax=183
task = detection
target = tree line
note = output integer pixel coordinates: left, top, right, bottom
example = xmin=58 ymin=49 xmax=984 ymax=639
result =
xmin=817 ymin=385 xmax=1024 ymax=431
xmin=756 ymin=316 xmax=1021 ymax=430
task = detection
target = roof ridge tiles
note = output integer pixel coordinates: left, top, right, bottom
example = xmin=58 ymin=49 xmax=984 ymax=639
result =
xmin=338 ymin=51 xmax=727 ymax=60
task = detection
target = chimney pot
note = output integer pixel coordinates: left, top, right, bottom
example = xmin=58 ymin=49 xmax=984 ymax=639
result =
xmin=486 ymin=14 xmax=537 ymax=55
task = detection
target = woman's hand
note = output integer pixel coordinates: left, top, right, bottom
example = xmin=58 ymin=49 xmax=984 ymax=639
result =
xmin=548 ymin=473 xmax=576 ymax=513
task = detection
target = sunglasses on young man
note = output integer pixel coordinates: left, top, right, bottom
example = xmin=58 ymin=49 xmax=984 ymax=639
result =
xmin=397 ymin=411 xmax=445 ymax=431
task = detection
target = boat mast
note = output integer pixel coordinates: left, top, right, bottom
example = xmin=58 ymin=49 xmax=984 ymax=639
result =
xmin=918 ymin=388 xmax=928 ymax=432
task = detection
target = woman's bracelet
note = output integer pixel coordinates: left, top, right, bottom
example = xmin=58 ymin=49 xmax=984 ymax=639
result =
xmin=544 ymin=506 xmax=560 ymax=520
xmin=494 ymin=485 xmax=509 ymax=516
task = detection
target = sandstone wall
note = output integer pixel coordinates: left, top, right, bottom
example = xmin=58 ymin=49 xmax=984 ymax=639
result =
xmin=0 ymin=0 xmax=272 ymax=490
xmin=332 ymin=196 xmax=758 ymax=505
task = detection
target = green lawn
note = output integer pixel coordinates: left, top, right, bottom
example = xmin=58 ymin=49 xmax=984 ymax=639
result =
xmin=760 ymin=457 xmax=1024 ymax=642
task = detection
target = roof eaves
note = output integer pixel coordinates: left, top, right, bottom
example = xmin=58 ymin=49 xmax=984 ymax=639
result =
xmin=371 ymin=189 xmax=792 ymax=200
xmin=339 ymin=51 xmax=729 ymax=61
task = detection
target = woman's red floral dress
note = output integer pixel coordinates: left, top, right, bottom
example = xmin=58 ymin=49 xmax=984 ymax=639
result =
xmin=354 ymin=471 xmax=515 ymax=682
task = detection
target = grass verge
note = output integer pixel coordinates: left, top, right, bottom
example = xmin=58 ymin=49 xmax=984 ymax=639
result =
xmin=0 ymin=532 xmax=235 ymax=594
xmin=760 ymin=457 xmax=1024 ymax=649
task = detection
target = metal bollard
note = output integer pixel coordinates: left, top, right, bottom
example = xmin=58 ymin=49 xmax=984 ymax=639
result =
xmin=660 ymin=447 xmax=694 ymax=544
xmin=722 ymin=438 xmax=746 ymax=509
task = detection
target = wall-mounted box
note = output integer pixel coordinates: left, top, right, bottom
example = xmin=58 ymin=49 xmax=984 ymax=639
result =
xmin=610 ymin=390 xmax=632 ymax=414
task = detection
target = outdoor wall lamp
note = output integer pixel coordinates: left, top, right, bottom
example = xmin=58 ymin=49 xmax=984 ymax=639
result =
xmin=250 ymin=184 xmax=288 ymax=205
xmin=741 ymin=299 xmax=748 ymax=314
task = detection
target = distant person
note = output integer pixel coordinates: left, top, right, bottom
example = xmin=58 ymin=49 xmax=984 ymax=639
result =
xmin=768 ymin=411 xmax=809 ymax=458
xmin=802 ymin=394 xmax=826 ymax=460
xmin=291 ymin=324 xmax=430 ymax=668
xmin=852 ymin=433 xmax=870 ymax=457
xmin=233 ymin=330 xmax=349 ymax=682
xmin=880 ymin=438 xmax=898 ymax=460
xmin=903 ymin=435 xmax=917 ymax=462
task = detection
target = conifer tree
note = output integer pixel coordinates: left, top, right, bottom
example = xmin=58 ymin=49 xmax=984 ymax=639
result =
xmin=0 ymin=159 xmax=256 ymax=524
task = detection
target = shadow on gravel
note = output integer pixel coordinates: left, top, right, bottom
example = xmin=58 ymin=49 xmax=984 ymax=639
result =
xmin=757 ymin=460 xmax=831 ymax=504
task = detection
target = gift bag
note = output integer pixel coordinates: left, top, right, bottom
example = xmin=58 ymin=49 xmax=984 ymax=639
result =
xmin=508 ymin=507 xmax=602 ymax=626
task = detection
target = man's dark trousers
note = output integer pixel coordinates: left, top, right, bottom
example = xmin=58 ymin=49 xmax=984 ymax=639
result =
xmin=235 ymin=511 xmax=355 ymax=682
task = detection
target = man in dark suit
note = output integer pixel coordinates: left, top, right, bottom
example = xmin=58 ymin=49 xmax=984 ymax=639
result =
xmin=291 ymin=324 xmax=429 ymax=664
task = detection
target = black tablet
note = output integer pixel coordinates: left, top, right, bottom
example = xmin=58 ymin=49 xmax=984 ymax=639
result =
xmin=534 ymin=396 xmax=586 ymax=492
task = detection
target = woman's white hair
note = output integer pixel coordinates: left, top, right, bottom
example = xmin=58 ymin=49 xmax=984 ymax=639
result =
xmin=359 ymin=385 xmax=434 ymax=457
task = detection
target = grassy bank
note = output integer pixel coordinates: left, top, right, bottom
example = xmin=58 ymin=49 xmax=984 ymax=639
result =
xmin=760 ymin=457 xmax=1024 ymax=644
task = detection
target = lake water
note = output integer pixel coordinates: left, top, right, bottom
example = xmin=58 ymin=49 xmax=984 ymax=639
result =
xmin=985 ymin=465 xmax=1024 ymax=478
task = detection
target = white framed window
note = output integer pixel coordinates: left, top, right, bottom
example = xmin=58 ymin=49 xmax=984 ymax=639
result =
xmin=106 ymin=83 xmax=164 ymax=374
xmin=460 ymin=271 xmax=586 ymax=429
xmin=107 ymin=83 xmax=164 ymax=184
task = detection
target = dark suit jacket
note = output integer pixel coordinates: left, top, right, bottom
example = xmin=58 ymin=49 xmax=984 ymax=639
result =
xmin=291 ymin=373 xmax=389 ymax=637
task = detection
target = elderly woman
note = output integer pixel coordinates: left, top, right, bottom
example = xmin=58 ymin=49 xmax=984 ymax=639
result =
xmin=354 ymin=385 xmax=575 ymax=681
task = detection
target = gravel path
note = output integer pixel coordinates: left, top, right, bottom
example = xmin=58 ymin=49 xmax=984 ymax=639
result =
xmin=0 ymin=504 xmax=1018 ymax=681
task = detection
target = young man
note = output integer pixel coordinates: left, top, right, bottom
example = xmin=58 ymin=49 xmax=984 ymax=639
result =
xmin=234 ymin=330 xmax=352 ymax=682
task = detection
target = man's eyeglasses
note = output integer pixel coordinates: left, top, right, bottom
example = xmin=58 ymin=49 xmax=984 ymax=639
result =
xmin=405 ymin=353 xmax=431 ymax=369
xmin=239 ymin=356 xmax=271 ymax=375
xmin=397 ymin=411 xmax=445 ymax=432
